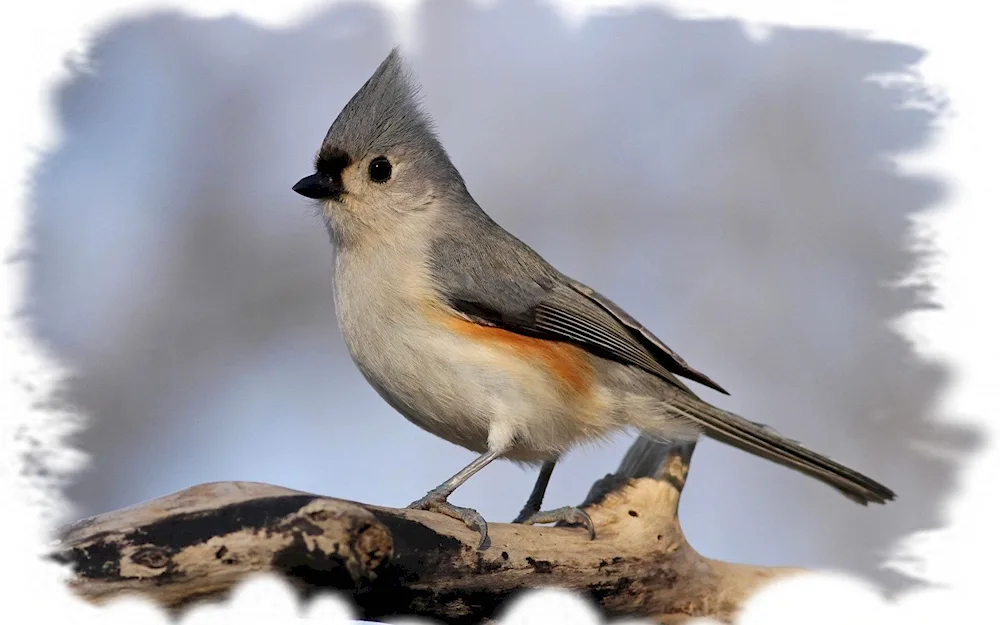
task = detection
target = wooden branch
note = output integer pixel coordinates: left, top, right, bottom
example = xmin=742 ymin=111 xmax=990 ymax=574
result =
xmin=51 ymin=439 xmax=805 ymax=623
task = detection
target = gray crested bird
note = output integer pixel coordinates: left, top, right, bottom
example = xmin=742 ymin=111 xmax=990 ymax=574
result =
xmin=292 ymin=48 xmax=896 ymax=550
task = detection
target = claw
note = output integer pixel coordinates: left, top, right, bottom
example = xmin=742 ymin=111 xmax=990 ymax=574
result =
xmin=408 ymin=493 xmax=491 ymax=550
xmin=513 ymin=506 xmax=596 ymax=540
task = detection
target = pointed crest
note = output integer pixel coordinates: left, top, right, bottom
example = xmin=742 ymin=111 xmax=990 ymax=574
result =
xmin=319 ymin=47 xmax=444 ymax=165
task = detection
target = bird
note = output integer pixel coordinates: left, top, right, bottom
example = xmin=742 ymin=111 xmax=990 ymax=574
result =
xmin=292 ymin=47 xmax=896 ymax=550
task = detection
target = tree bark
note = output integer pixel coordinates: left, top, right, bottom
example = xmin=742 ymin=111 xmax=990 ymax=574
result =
xmin=51 ymin=439 xmax=804 ymax=623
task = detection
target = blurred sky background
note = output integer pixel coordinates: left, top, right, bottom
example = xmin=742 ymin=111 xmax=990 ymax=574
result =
xmin=22 ymin=0 xmax=979 ymax=595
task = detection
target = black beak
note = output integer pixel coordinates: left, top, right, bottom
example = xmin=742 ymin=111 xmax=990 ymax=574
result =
xmin=293 ymin=173 xmax=343 ymax=200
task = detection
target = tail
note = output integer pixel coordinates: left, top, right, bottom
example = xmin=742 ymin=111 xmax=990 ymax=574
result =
xmin=668 ymin=393 xmax=896 ymax=505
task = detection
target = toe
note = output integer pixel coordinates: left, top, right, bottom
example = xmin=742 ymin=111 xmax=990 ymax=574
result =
xmin=459 ymin=508 xmax=490 ymax=550
xmin=407 ymin=496 xmax=492 ymax=549
xmin=566 ymin=509 xmax=595 ymax=540
xmin=406 ymin=495 xmax=431 ymax=510
xmin=517 ymin=506 xmax=596 ymax=539
xmin=476 ymin=523 xmax=490 ymax=550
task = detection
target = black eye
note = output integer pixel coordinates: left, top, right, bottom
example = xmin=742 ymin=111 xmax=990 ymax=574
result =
xmin=368 ymin=156 xmax=392 ymax=183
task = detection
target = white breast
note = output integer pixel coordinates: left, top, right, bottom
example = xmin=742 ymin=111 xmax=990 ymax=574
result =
xmin=332 ymin=241 xmax=617 ymax=460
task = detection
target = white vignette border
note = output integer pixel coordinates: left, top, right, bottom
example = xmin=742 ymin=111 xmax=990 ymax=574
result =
xmin=0 ymin=1 xmax=996 ymax=624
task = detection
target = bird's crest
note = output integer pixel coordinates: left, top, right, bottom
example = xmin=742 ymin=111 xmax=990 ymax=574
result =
xmin=318 ymin=47 xmax=443 ymax=166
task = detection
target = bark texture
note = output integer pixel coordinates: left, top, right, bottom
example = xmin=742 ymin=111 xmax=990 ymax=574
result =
xmin=52 ymin=439 xmax=804 ymax=623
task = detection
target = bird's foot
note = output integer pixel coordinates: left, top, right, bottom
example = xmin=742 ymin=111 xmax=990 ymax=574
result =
xmin=408 ymin=491 xmax=490 ymax=550
xmin=512 ymin=506 xmax=596 ymax=540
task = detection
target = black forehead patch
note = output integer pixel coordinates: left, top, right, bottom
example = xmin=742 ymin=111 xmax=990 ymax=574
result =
xmin=315 ymin=147 xmax=352 ymax=177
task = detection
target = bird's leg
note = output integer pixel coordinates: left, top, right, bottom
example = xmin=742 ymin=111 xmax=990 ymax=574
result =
xmin=407 ymin=449 xmax=500 ymax=550
xmin=512 ymin=460 xmax=595 ymax=540
xmin=513 ymin=460 xmax=556 ymax=522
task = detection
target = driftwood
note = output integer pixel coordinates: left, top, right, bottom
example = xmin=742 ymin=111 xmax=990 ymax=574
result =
xmin=51 ymin=438 xmax=805 ymax=623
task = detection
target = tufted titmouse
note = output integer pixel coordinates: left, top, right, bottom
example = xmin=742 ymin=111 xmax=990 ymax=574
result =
xmin=293 ymin=48 xmax=895 ymax=549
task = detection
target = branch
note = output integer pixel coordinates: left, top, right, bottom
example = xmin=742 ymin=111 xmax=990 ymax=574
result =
xmin=51 ymin=439 xmax=804 ymax=623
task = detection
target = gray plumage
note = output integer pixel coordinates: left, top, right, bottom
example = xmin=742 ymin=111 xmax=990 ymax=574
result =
xmin=317 ymin=49 xmax=464 ymax=195
xmin=293 ymin=48 xmax=895 ymax=548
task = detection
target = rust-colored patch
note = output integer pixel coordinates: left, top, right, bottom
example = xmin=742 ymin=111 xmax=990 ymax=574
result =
xmin=442 ymin=315 xmax=595 ymax=395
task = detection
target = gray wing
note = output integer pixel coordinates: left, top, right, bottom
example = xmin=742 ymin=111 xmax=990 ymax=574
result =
xmin=558 ymin=276 xmax=729 ymax=394
xmin=429 ymin=222 xmax=729 ymax=395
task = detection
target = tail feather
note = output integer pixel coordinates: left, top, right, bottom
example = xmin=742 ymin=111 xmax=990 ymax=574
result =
xmin=670 ymin=393 xmax=896 ymax=505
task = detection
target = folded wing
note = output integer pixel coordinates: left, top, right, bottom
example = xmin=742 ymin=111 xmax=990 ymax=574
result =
xmin=436 ymin=260 xmax=727 ymax=396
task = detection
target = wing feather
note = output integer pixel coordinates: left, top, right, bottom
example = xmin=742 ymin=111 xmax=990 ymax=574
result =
xmin=429 ymin=217 xmax=728 ymax=395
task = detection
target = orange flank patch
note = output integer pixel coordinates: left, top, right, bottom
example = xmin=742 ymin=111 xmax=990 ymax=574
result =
xmin=442 ymin=316 xmax=595 ymax=396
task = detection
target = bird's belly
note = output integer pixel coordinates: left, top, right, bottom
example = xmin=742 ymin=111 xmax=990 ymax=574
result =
xmin=344 ymin=312 xmax=610 ymax=460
